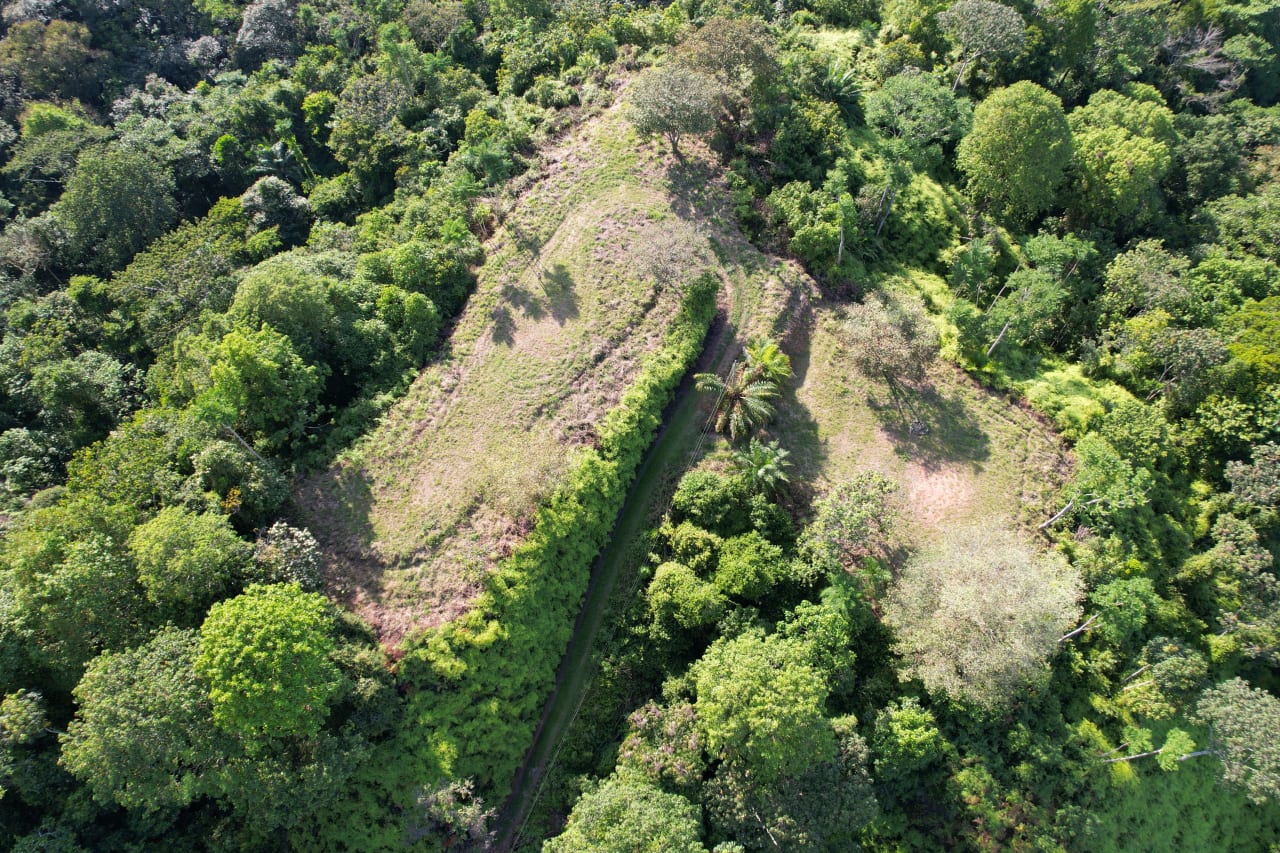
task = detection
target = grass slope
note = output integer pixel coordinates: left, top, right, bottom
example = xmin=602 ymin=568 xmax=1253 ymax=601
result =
xmin=295 ymin=94 xmax=798 ymax=647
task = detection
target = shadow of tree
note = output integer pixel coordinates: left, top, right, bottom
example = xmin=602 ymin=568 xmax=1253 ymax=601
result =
xmin=867 ymin=381 xmax=991 ymax=471
xmin=664 ymin=158 xmax=720 ymax=222
xmin=541 ymin=262 xmax=579 ymax=324
xmin=491 ymin=304 xmax=516 ymax=345
xmin=499 ymin=282 xmax=545 ymax=321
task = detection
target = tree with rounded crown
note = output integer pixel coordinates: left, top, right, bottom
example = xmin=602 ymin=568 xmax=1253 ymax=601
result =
xmin=956 ymin=81 xmax=1072 ymax=229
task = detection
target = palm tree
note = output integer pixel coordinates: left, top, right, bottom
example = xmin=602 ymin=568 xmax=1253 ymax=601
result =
xmin=731 ymin=438 xmax=792 ymax=495
xmin=742 ymin=339 xmax=792 ymax=385
xmin=695 ymin=365 xmax=780 ymax=442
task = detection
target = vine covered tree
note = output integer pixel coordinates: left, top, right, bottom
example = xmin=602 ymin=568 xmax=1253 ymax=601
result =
xmin=885 ymin=524 xmax=1083 ymax=705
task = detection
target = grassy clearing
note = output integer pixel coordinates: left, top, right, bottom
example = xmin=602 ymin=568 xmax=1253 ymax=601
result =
xmin=294 ymin=95 xmax=799 ymax=646
xmin=775 ymin=291 xmax=1072 ymax=547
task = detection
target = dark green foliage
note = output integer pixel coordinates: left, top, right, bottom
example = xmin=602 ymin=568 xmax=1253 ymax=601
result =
xmin=60 ymin=627 xmax=229 ymax=814
xmin=53 ymin=146 xmax=178 ymax=275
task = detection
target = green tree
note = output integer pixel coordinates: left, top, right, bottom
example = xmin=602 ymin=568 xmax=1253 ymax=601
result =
xmin=646 ymin=561 xmax=728 ymax=635
xmin=128 ymin=506 xmax=252 ymax=618
xmin=627 ymin=65 xmax=719 ymax=156
xmin=192 ymin=324 xmax=325 ymax=452
xmin=0 ymin=20 xmax=102 ymax=102
xmin=60 ymin=628 xmax=230 ymax=814
xmin=692 ymin=630 xmax=836 ymax=783
xmin=980 ymin=268 xmax=1068 ymax=356
xmin=799 ymin=473 xmax=899 ymax=573
xmin=956 ymin=81 xmax=1072 ymax=228
xmin=53 ymin=146 xmax=178 ymax=274
xmin=937 ymin=0 xmax=1027 ymax=90
xmin=713 ymin=530 xmax=787 ymax=600
xmin=1193 ymin=678 xmax=1280 ymax=805
xmin=885 ymin=524 xmax=1082 ymax=706
xmin=543 ymin=770 xmax=708 ymax=853
xmin=695 ymin=364 xmax=780 ymax=443
xmin=865 ymin=69 xmax=971 ymax=168
xmin=843 ymin=292 xmax=940 ymax=386
xmin=729 ymin=438 xmax=791 ymax=495
xmin=1068 ymin=87 xmax=1177 ymax=228
xmin=195 ymin=583 xmax=342 ymax=740
xmin=742 ymin=338 xmax=792 ymax=385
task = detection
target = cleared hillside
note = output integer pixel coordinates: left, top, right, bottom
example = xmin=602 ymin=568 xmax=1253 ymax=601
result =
xmin=294 ymin=95 xmax=796 ymax=645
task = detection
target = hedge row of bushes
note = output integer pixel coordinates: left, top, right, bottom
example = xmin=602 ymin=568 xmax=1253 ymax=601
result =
xmin=399 ymin=274 xmax=718 ymax=799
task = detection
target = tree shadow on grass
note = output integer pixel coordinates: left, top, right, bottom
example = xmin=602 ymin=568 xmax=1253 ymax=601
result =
xmin=867 ymin=381 xmax=991 ymax=471
xmin=664 ymin=158 xmax=720 ymax=221
xmin=492 ymin=304 xmax=516 ymax=345
xmin=541 ymin=262 xmax=579 ymax=324
xmin=499 ymin=282 xmax=546 ymax=321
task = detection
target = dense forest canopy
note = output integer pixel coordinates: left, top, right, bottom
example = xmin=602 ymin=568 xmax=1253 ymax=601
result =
xmin=0 ymin=0 xmax=1275 ymax=850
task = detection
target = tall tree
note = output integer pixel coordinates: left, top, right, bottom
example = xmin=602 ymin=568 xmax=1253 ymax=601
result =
xmin=53 ymin=146 xmax=177 ymax=274
xmin=543 ymin=770 xmax=708 ymax=853
xmin=1193 ymin=678 xmax=1280 ymax=805
xmin=627 ymin=65 xmax=719 ymax=157
xmin=937 ymin=0 xmax=1027 ymax=90
xmin=956 ymin=81 xmax=1072 ymax=229
xmin=60 ymin=627 xmax=231 ymax=815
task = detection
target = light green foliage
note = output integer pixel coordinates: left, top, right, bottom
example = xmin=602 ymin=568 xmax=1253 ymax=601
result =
xmin=664 ymin=520 xmax=724 ymax=574
xmin=1194 ymin=678 xmax=1280 ymax=804
xmin=1091 ymin=577 xmax=1160 ymax=646
xmin=980 ymin=267 xmax=1068 ymax=355
xmin=713 ymin=530 xmax=786 ymax=600
xmin=670 ymin=470 xmax=753 ymax=537
xmin=692 ymin=630 xmax=836 ymax=784
xmin=771 ymin=98 xmax=847 ymax=185
xmin=543 ymin=770 xmax=708 ymax=853
xmin=647 ymin=561 xmax=728 ymax=632
xmin=843 ymin=291 xmax=940 ymax=384
xmin=799 ymin=473 xmax=898 ymax=574
xmin=60 ymin=628 xmax=229 ymax=813
xmin=956 ymin=81 xmax=1072 ymax=228
xmin=1068 ymin=87 xmax=1176 ymax=227
xmin=196 ymin=583 xmax=341 ymax=740
xmin=627 ymin=64 xmax=719 ymax=154
xmin=192 ymin=324 xmax=324 ymax=451
xmin=128 ymin=506 xmax=252 ymax=617
xmin=1118 ymin=637 xmax=1207 ymax=720
xmin=871 ymin=697 xmax=950 ymax=783
xmin=729 ymin=438 xmax=791 ymax=495
xmin=885 ymin=524 xmax=1082 ymax=706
